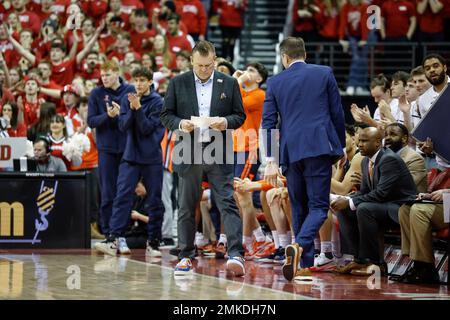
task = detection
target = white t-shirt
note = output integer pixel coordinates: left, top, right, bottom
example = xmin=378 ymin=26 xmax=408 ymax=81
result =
xmin=410 ymin=100 xmax=421 ymax=129
xmin=374 ymin=98 xmax=404 ymax=124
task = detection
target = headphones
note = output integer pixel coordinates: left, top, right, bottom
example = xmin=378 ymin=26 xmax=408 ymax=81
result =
xmin=34 ymin=137 xmax=52 ymax=154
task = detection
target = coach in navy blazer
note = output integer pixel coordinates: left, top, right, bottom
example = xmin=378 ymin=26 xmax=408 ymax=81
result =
xmin=262 ymin=37 xmax=346 ymax=274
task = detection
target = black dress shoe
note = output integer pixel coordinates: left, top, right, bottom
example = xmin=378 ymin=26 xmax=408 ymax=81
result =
xmin=400 ymin=266 xmax=440 ymax=284
xmin=389 ymin=267 xmax=417 ymax=282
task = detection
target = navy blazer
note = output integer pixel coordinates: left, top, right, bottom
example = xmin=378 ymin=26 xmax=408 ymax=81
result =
xmin=262 ymin=62 xmax=346 ymax=165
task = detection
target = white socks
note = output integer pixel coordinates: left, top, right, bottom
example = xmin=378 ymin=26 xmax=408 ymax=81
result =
xmin=218 ymin=234 xmax=227 ymax=245
xmin=252 ymin=227 xmax=266 ymax=243
xmin=321 ymin=241 xmax=332 ymax=254
xmin=271 ymin=231 xmax=280 ymax=249
xmin=243 ymin=236 xmax=253 ymax=250
xmin=279 ymin=234 xmax=290 ymax=249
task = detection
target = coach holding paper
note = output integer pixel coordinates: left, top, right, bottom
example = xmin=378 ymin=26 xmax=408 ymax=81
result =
xmin=262 ymin=37 xmax=346 ymax=280
xmin=160 ymin=40 xmax=246 ymax=277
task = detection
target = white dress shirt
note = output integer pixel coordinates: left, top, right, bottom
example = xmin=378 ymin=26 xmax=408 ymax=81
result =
xmin=194 ymin=71 xmax=214 ymax=118
xmin=179 ymin=71 xmax=215 ymax=133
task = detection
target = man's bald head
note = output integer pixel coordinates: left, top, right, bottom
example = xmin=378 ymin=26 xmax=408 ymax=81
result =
xmin=364 ymin=127 xmax=383 ymax=141
xmin=357 ymin=127 xmax=383 ymax=157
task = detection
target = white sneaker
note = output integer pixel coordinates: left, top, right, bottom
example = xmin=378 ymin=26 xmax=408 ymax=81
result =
xmin=146 ymin=241 xmax=162 ymax=257
xmin=194 ymin=232 xmax=208 ymax=248
xmin=94 ymin=240 xmax=117 ymax=256
xmin=174 ymin=258 xmax=194 ymax=277
xmin=116 ymin=237 xmax=131 ymax=255
xmin=346 ymin=86 xmax=355 ymax=95
xmin=314 ymin=252 xmax=333 ymax=267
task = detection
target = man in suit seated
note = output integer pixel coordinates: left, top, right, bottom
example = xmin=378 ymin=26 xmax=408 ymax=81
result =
xmin=384 ymin=122 xmax=427 ymax=193
xmin=331 ymin=127 xmax=417 ymax=275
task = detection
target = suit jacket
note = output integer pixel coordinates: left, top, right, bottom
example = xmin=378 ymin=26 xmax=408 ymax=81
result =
xmin=398 ymin=147 xmax=428 ymax=193
xmin=261 ymin=62 xmax=346 ymax=165
xmin=351 ymin=148 xmax=417 ymax=223
xmin=160 ymin=70 xmax=246 ymax=174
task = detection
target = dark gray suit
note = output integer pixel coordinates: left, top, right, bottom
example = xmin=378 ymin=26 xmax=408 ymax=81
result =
xmin=160 ymin=70 xmax=246 ymax=259
xmin=338 ymin=148 xmax=417 ymax=264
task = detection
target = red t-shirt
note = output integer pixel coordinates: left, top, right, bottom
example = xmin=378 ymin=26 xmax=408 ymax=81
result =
xmin=120 ymin=0 xmax=144 ymax=14
xmin=317 ymin=2 xmax=340 ymax=39
xmin=77 ymin=64 xmax=102 ymax=85
xmin=130 ymin=28 xmax=156 ymax=55
xmin=339 ymin=3 xmax=369 ymax=40
xmin=7 ymin=123 xmax=27 ymax=137
xmin=22 ymin=96 xmax=46 ymax=129
xmin=417 ymin=1 xmax=444 ymax=33
xmin=166 ymin=32 xmax=193 ymax=54
xmin=381 ymin=0 xmax=416 ymax=38
xmin=179 ymin=0 xmax=207 ymax=36
xmin=107 ymin=50 xmax=126 ymax=63
xmin=217 ymin=0 xmax=246 ymax=28
xmin=99 ymin=33 xmax=117 ymax=54
xmin=0 ymin=39 xmax=14 ymax=66
xmin=6 ymin=11 xmax=41 ymax=35
xmin=79 ymin=0 xmax=108 ymax=21
xmin=0 ymin=4 xmax=7 ymax=24
xmin=292 ymin=0 xmax=321 ymax=33
xmin=50 ymin=58 xmax=77 ymax=86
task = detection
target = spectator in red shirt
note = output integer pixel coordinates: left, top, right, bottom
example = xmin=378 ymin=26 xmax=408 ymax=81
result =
xmin=120 ymin=0 xmax=144 ymax=14
xmin=107 ymin=31 xmax=137 ymax=64
xmin=380 ymin=0 xmax=417 ymax=42
xmin=36 ymin=60 xmax=64 ymax=113
xmin=18 ymin=77 xmax=46 ymax=128
xmin=129 ymin=8 xmax=156 ymax=55
xmin=79 ymin=0 xmax=108 ymax=23
xmin=416 ymin=0 xmax=445 ymax=42
xmin=66 ymin=17 xmax=105 ymax=55
xmin=151 ymin=33 xmax=177 ymax=70
xmin=5 ymin=29 xmax=35 ymax=69
xmin=77 ymin=51 xmax=102 ymax=85
xmin=32 ymin=0 xmax=55 ymax=22
xmin=100 ymin=15 xmax=125 ymax=54
xmin=6 ymin=12 xmax=22 ymax=34
xmin=0 ymin=102 xmax=27 ymax=137
xmin=29 ymin=0 xmax=70 ymax=25
xmin=339 ymin=0 xmax=370 ymax=95
xmin=8 ymin=21 xmax=104 ymax=86
xmin=165 ymin=14 xmax=193 ymax=54
xmin=217 ymin=0 xmax=246 ymax=62
xmin=36 ymin=18 xmax=61 ymax=60
xmin=178 ymin=0 xmax=208 ymax=41
xmin=292 ymin=0 xmax=322 ymax=41
xmin=317 ymin=0 xmax=343 ymax=41
xmin=153 ymin=0 xmax=189 ymax=35
xmin=6 ymin=0 xmax=41 ymax=36
xmin=108 ymin=0 xmax=131 ymax=30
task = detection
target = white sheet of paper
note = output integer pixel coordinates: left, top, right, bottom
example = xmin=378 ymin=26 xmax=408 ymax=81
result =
xmin=191 ymin=116 xmax=219 ymax=143
xmin=443 ymin=193 xmax=450 ymax=223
